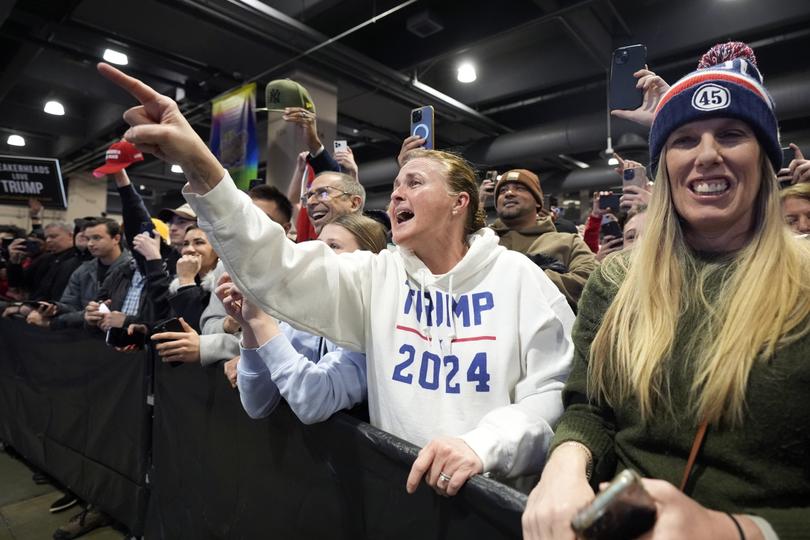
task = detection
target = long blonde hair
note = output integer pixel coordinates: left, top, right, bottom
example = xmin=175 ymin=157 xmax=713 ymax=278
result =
xmin=589 ymin=149 xmax=810 ymax=426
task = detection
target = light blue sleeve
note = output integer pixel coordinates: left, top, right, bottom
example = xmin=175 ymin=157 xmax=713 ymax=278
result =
xmin=237 ymin=346 xmax=281 ymax=419
xmin=238 ymin=331 xmax=367 ymax=424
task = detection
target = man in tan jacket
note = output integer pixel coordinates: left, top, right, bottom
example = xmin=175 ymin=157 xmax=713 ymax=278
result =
xmin=488 ymin=169 xmax=597 ymax=311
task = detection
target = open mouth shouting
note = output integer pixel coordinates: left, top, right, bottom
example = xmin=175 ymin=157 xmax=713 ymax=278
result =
xmin=393 ymin=205 xmax=415 ymax=225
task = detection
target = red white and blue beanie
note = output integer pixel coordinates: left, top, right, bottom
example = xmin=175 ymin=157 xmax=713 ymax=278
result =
xmin=649 ymin=42 xmax=781 ymax=173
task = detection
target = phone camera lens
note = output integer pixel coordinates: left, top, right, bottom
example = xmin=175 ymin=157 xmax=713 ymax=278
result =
xmin=616 ymin=50 xmax=628 ymax=65
xmin=412 ymin=110 xmax=422 ymax=122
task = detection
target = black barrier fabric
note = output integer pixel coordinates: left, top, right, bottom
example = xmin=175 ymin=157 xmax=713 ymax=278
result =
xmin=0 ymin=319 xmax=150 ymax=534
xmin=148 ymin=355 xmax=527 ymax=539
xmin=1 ymin=317 xmax=528 ymax=539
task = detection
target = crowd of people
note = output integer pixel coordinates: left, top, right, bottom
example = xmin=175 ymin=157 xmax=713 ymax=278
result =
xmin=1 ymin=40 xmax=809 ymax=540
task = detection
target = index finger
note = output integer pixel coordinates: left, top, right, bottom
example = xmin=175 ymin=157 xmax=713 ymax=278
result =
xmin=151 ymin=331 xmax=187 ymax=341
xmin=406 ymin=446 xmax=435 ymax=494
xmin=790 ymin=143 xmax=805 ymax=161
xmin=97 ymin=62 xmax=161 ymax=107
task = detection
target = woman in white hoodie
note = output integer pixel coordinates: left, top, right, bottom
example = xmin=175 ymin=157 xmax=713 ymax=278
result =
xmin=98 ymin=62 xmax=575 ymax=497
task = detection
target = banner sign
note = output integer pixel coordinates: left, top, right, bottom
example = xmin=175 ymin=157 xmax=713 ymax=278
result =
xmin=0 ymin=155 xmax=67 ymax=208
xmin=209 ymin=83 xmax=258 ymax=191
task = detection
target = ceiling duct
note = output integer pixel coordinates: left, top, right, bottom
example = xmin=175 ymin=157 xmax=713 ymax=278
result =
xmin=406 ymin=10 xmax=444 ymax=38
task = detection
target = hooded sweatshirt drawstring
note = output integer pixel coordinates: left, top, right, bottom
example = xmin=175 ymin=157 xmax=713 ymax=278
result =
xmin=440 ymin=275 xmax=455 ymax=356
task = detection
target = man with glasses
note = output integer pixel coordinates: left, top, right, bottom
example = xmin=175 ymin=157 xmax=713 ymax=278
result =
xmin=303 ymin=171 xmax=365 ymax=235
xmin=489 ymin=169 xmax=596 ymax=311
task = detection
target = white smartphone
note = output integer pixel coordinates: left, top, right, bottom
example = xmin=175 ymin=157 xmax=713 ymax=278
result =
xmin=333 ymin=140 xmax=348 ymax=153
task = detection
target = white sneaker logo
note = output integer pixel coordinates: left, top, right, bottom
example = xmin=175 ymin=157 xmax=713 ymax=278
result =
xmin=692 ymin=83 xmax=730 ymax=111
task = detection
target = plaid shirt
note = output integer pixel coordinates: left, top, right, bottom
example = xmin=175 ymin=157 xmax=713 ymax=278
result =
xmin=120 ymin=267 xmax=145 ymax=316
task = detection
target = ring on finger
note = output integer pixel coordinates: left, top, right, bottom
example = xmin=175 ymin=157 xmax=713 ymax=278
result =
xmin=438 ymin=472 xmax=451 ymax=484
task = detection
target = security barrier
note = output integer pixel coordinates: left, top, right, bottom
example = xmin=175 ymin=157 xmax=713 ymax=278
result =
xmin=0 ymin=319 xmax=527 ymax=539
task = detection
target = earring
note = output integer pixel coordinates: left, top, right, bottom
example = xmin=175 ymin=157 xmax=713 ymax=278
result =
xmin=452 ymin=210 xmax=458 ymax=215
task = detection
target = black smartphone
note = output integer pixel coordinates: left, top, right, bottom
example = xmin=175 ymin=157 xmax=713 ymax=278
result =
xmin=599 ymin=193 xmax=622 ymax=211
xmin=107 ymin=327 xmax=146 ymax=350
xmin=601 ymin=219 xmax=623 ymax=241
xmin=609 ymin=44 xmax=647 ymax=111
xmin=151 ymin=317 xmax=186 ymax=367
xmin=410 ymin=105 xmax=435 ymax=150
xmin=24 ymin=239 xmax=42 ymax=255
xmin=782 ymin=146 xmax=795 ymax=169
xmin=571 ymin=469 xmax=657 ymax=540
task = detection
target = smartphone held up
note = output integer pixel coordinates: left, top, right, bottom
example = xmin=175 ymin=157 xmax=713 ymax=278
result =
xmin=410 ymin=105 xmax=435 ymax=150
xmin=610 ymin=44 xmax=647 ymax=111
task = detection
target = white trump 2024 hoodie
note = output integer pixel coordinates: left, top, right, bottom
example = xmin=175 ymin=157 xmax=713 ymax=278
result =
xmin=185 ymin=175 xmax=574 ymax=478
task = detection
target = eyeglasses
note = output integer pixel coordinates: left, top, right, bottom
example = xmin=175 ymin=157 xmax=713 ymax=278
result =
xmin=302 ymin=185 xmax=353 ymax=202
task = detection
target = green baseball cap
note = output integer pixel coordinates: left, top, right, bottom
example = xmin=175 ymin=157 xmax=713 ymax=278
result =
xmin=259 ymin=79 xmax=316 ymax=113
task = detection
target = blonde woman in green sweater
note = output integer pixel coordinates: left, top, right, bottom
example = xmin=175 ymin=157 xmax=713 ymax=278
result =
xmin=523 ymin=45 xmax=810 ymax=540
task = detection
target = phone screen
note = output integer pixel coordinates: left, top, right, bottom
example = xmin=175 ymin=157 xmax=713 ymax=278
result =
xmin=610 ymin=44 xmax=647 ymax=110
xmin=599 ymin=193 xmax=622 ymax=210
xmin=410 ymin=106 xmax=435 ymax=150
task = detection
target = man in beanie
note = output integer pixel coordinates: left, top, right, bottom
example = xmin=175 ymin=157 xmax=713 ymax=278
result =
xmin=489 ymin=169 xmax=597 ymax=310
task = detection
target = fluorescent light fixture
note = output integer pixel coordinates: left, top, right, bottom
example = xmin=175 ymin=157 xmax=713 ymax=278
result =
xmin=608 ymin=157 xmax=619 ymax=166
xmin=103 ymin=48 xmax=128 ymax=66
xmin=457 ymin=62 xmax=477 ymax=83
xmin=44 ymin=100 xmax=65 ymax=116
xmin=7 ymin=135 xmax=25 ymax=147
xmin=171 ymin=164 xmax=183 ymax=174
xmin=558 ymin=154 xmax=590 ymax=169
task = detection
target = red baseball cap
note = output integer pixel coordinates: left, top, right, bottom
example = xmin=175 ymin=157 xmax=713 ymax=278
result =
xmin=92 ymin=140 xmax=144 ymax=177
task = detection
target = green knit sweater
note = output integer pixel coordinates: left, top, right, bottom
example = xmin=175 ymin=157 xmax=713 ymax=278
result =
xmin=551 ymin=253 xmax=810 ymax=539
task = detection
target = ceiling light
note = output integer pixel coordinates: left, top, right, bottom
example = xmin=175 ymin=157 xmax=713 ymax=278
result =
xmin=457 ymin=62 xmax=476 ymax=83
xmin=608 ymin=157 xmax=619 ymax=166
xmin=103 ymin=48 xmax=128 ymax=66
xmin=352 ymin=128 xmax=359 ymax=134
xmin=558 ymin=154 xmax=590 ymax=169
xmin=44 ymin=100 xmax=65 ymax=116
xmin=7 ymin=135 xmax=25 ymax=147
xmin=171 ymin=164 xmax=183 ymax=173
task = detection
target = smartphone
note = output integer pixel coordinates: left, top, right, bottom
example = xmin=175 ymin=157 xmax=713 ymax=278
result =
xmin=601 ymin=219 xmax=623 ymax=242
xmin=599 ymin=193 xmax=622 ymax=211
xmin=410 ymin=105 xmax=435 ymax=150
xmin=24 ymin=239 xmax=42 ymax=255
xmin=107 ymin=327 xmax=146 ymax=349
xmin=571 ymin=469 xmax=657 ymax=540
xmin=622 ymin=167 xmax=647 ymax=189
xmin=782 ymin=146 xmax=795 ymax=169
xmin=151 ymin=317 xmax=186 ymax=367
xmin=609 ymin=44 xmax=647 ymax=111
xmin=139 ymin=221 xmax=155 ymax=238
xmin=333 ymin=140 xmax=348 ymax=153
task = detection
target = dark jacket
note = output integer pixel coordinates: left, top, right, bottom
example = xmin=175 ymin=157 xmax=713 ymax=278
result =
xmin=98 ymin=257 xmax=172 ymax=328
xmin=167 ymin=272 xmax=215 ymax=332
xmin=51 ymin=251 xmax=132 ymax=330
xmin=118 ymin=183 xmax=177 ymax=275
xmin=491 ymin=216 xmax=598 ymax=310
xmin=6 ymin=247 xmax=82 ymax=301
